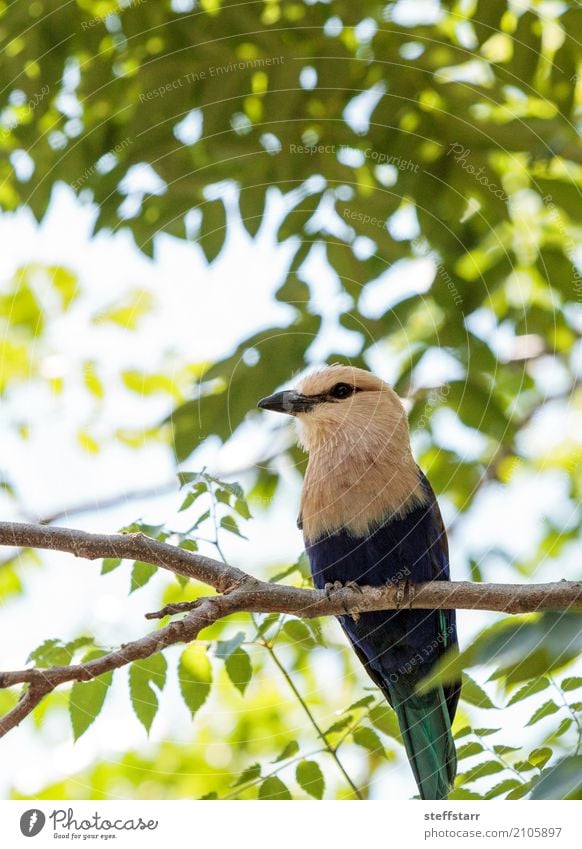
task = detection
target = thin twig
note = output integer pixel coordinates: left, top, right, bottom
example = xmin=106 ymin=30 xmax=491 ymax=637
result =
xmin=265 ymin=643 xmax=364 ymax=800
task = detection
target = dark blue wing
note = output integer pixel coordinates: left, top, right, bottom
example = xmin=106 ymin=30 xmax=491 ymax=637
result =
xmin=305 ymin=470 xmax=460 ymax=721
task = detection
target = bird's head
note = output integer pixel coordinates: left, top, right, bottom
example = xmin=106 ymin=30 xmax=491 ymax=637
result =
xmin=257 ymin=365 xmax=410 ymax=454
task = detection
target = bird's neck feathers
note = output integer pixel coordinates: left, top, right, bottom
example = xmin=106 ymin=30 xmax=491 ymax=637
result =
xmin=298 ymin=403 xmax=428 ymax=541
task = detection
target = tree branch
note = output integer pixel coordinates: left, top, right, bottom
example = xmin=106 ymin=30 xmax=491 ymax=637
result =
xmin=0 ymin=520 xmax=581 ymax=738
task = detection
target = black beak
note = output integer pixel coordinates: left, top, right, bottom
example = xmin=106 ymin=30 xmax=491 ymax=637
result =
xmin=257 ymin=390 xmax=314 ymax=415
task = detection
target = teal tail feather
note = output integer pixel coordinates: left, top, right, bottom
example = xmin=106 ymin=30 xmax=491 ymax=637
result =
xmin=388 ymin=682 xmax=457 ymax=800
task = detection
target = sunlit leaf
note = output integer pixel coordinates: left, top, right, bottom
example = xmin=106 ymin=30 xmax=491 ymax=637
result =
xmin=129 ymin=653 xmax=168 ymax=734
xmin=178 ymin=645 xmax=212 ymax=717
xmin=225 ymin=647 xmax=252 ymax=695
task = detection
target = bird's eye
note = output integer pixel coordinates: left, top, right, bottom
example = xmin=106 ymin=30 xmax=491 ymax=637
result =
xmin=329 ymin=382 xmax=355 ymax=400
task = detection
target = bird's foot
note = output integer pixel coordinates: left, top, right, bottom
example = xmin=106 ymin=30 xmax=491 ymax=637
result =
xmin=393 ymin=579 xmax=412 ymax=610
xmin=324 ymin=580 xmax=343 ymax=599
xmin=323 ymin=581 xmax=362 ymax=621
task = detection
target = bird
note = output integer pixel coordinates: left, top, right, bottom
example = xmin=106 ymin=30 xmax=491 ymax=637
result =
xmin=258 ymin=364 xmax=460 ymax=800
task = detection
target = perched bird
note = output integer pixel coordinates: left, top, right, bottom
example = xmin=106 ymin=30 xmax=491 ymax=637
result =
xmin=258 ymin=365 xmax=460 ymax=800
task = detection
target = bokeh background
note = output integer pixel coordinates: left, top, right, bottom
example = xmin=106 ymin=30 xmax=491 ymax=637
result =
xmin=0 ymin=0 xmax=582 ymax=800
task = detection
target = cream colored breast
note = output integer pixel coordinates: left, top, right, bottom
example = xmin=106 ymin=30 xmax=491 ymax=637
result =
xmin=299 ymin=436 xmax=427 ymax=541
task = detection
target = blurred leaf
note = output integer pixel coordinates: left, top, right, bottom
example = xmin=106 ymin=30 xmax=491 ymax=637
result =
xmin=457 ymin=742 xmax=484 ymax=759
xmin=220 ymin=516 xmax=246 ymax=539
xmin=526 ymin=700 xmax=560 ymax=726
xmin=130 ymin=560 xmax=157 ymax=593
xmin=215 ymin=632 xmax=245 ymax=659
xmin=462 ymin=760 xmax=504 ymax=783
xmin=420 ymin=613 xmax=582 ymax=691
xmin=178 ymin=645 xmax=212 ymax=717
xmin=94 ymin=290 xmax=154 ymax=329
xmin=225 ymin=648 xmax=252 ymax=695
xmin=461 ymin=673 xmax=497 ymax=709
xmin=561 ymin=677 xmax=582 ymax=692
xmin=272 ymin=741 xmax=299 ymax=763
xmin=101 ymin=558 xmax=122 ymax=575
xmin=129 ymin=653 xmax=168 ymax=734
xmin=296 ymin=760 xmax=325 ymax=799
xmin=507 ymin=677 xmax=549 ymax=705
xmin=530 ymin=757 xmax=582 ymax=800
xmin=352 ymin=726 xmax=387 ymax=758
xmin=258 ymin=776 xmax=292 ymax=800
xmin=486 ymin=779 xmax=522 ymax=799
xmin=69 ymin=651 xmax=113 ymax=741
xmin=369 ymin=703 xmax=403 ymax=743
xmin=232 ymin=763 xmax=261 ymax=788
xmin=529 ymin=747 xmax=553 ymax=770
xmin=283 ymin=619 xmax=316 ymax=648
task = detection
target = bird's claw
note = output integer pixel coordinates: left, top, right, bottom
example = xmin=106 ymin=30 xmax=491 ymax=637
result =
xmin=324 ymin=580 xmax=344 ymax=600
xmin=323 ymin=580 xmax=362 ymax=620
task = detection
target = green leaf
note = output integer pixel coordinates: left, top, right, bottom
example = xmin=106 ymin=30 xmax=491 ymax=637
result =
xmin=529 ymin=747 xmax=552 ymax=770
xmin=507 ymin=677 xmax=549 ymax=705
xmin=232 ymin=763 xmax=261 ymax=787
xmin=128 ymin=653 xmax=168 ymax=734
xmin=474 ymin=727 xmax=501 ymax=737
xmin=272 ymin=740 xmax=299 ymax=763
xmin=369 ymin=704 xmax=403 ymax=743
xmin=234 ymin=497 xmax=252 ymax=519
xmin=561 ymin=677 xmax=582 ymax=692
xmin=220 ymin=515 xmax=247 ymax=538
xmin=507 ymin=779 xmax=535 ymax=799
xmin=178 ymin=645 xmax=212 ymax=717
xmin=303 ymin=618 xmax=325 ymax=647
xmin=530 ymin=757 xmax=582 ymax=800
xmin=101 ymin=557 xmax=122 ymax=575
xmin=283 ymin=619 xmax=316 ymax=647
xmin=526 ymin=699 xmax=560 ymax=726
xmin=462 ymin=760 xmax=504 ymax=783
xmin=324 ymin=714 xmax=354 ymax=735
xmin=258 ymin=776 xmax=292 ymax=800
xmin=179 ymin=482 xmax=207 ymax=512
xmin=461 ymin=673 xmax=497 ymax=709
xmin=352 ymin=726 xmax=386 ymax=757
xmin=69 ymin=651 xmax=114 ymax=740
xmin=553 ymin=717 xmax=573 ymax=738
xmin=28 ymin=636 xmax=94 ymax=668
xmin=346 ymin=695 xmax=375 ymax=711
xmin=457 ymin=742 xmax=484 ymax=760
xmin=225 ymin=647 xmax=252 ymax=695
xmin=130 ymin=560 xmax=157 ymax=593
xmin=199 ymin=198 xmax=227 ymax=263
xmin=215 ymin=632 xmax=245 ymax=659
xmin=454 ymin=726 xmax=472 ymax=739
xmin=486 ymin=779 xmax=522 ymax=799
xmin=448 ymin=788 xmax=485 ymax=800
xmin=419 ymin=613 xmax=582 ymax=691
xmin=296 ymin=760 xmax=325 ymax=799
xmin=256 ymin=613 xmax=280 ymax=637
xmin=493 ymin=745 xmax=521 ymax=756
xmin=178 ymin=472 xmax=204 ymax=488
xmin=268 ymin=564 xmax=301 ymax=583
